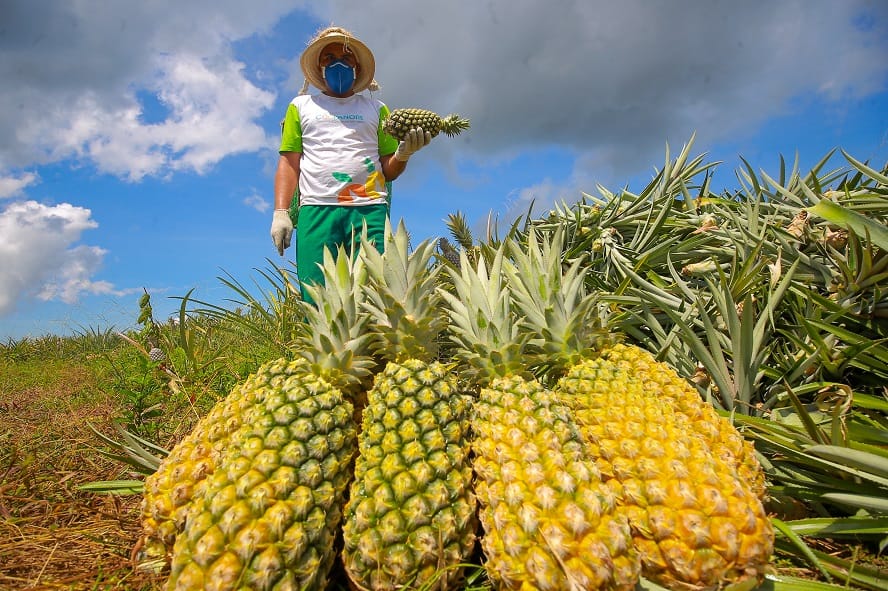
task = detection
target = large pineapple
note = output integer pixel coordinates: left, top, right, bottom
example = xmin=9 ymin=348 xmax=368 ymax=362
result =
xmin=439 ymin=244 xmax=639 ymax=591
xmin=165 ymin=248 xmax=375 ymax=591
xmin=139 ymin=368 xmax=287 ymax=567
xmin=596 ymin=344 xmax=767 ymax=498
xmin=341 ymin=221 xmax=476 ymax=591
xmin=503 ymin=228 xmax=773 ymax=590
xmin=383 ymin=108 xmax=469 ymax=141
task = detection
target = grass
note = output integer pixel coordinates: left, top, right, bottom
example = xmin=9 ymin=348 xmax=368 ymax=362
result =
xmin=0 ymin=306 xmax=274 ymax=590
xmin=1 ymin=346 xmax=163 ymax=590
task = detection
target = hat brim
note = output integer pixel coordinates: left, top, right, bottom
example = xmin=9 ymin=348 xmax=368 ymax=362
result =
xmin=300 ymin=31 xmax=376 ymax=93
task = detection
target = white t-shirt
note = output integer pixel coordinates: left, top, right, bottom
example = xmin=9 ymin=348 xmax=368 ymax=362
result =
xmin=279 ymin=93 xmax=398 ymax=207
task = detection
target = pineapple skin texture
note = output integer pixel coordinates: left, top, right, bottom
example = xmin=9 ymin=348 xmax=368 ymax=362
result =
xmin=342 ymin=359 xmax=476 ymax=591
xmin=556 ymin=353 xmax=774 ymax=590
xmin=165 ymin=358 xmax=357 ymax=591
xmin=384 ymin=109 xmax=444 ymax=141
xmin=472 ymin=374 xmax=640 ymax=591
xmin=599 ymin=344 xmax=766 ymax=497
xmin=140 ymin=365 xmax=283 ymax=563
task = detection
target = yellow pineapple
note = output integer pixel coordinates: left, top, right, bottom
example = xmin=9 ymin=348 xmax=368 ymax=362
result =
xmin=138 ymin=370 xmax=286 ymax=567
xmin=383 ymin=108 xmax=469 ymax=141
xmin=503 ymin=228 xmax=773 ymax=590
xmin=342 ymin=221 xmax=476 ymax=590
xmin=597 ymin=344 xmax=766 ymax=498
xmin=165 ymin=247 xmax=374 ymax=591
xmin=439 ymin=244 xmax=639 ymax=591
xmin=557 ymin=357 xmax=773 ymax=590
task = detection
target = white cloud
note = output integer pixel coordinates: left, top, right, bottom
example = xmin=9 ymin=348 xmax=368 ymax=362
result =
xmin=9 ymin=54 xmax=276 ymax=182
xmin=332 ymin=0 xmax=888 ymax=177
xmin=0 ymin=172 xmax=38 ymax=199
xmin=0 ymin=0 xmax=293 ymax=179
xmin=0 ymin=200 xmax=120 ymax=315
xmin=3 ymin=1 xmax=884 ymax=188
xmin=244 ymin=191 xmax=271 ymax=213
xmin=36 ymin=246 xmax=118 ymax=304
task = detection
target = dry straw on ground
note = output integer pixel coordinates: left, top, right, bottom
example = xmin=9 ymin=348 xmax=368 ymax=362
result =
xmin=0 ymin=372 xmax=163 ymax=590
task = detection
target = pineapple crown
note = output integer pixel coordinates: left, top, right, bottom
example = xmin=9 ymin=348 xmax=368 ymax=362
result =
xmin=438 ymin=114 xmax=471 ymax=137
xmin=298 ymin=246 xmax=376 ymax=397
xmin=359 ymin=219 xmax=446 ymax=362
xmin=503 ymin=227 xmax=613 ymax=377
xmin=438 ymin=243 xmax=535 ymax=386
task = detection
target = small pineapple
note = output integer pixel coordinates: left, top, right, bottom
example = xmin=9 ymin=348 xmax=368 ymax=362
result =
xmin=384 ymin=108 xmax=469 ymax=141
xmin=436 ymin=237 xmax=462 ymax=268
xmin=439 ymin=243 xmax=639 ymax=591
xmin=342 ymin=221 xmax=476 ymax=591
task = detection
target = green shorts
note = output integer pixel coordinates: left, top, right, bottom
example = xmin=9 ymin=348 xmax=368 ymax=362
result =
xmin=295 ymin=203 xmax=388 ymax=302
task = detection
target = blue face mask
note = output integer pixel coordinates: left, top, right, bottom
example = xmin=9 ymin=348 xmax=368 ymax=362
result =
xmin=323 ymin=60 xmax=356 ymax=95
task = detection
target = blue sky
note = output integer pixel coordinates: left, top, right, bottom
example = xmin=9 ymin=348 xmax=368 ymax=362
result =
xmin=2 ymin=0 xmax=887 ymax=340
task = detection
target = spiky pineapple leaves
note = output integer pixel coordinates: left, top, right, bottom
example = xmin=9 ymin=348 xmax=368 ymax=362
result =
xmin=438 ymin=243 xmax=532 ymax=384
xmin=502 ymin=227 xmax=614 ymax=377
xmin=298 ymin=246 xmax=376 ymax=397
xmin=359 ymin=219 xmax=445 ymax=363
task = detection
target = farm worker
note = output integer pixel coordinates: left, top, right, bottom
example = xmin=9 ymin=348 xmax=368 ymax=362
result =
xmin=269 ymin=26 xmax=431 ymax=302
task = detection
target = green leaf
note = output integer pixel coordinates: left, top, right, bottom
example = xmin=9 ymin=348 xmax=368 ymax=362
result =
xmin=853 ymin=393 xmax=888 ymax=413
xmin=771 ymin=517 xmax=833 ymax=582
xmin=819 ymin=492 xmax=888 ymax=514
xmin=841 ymin=149 xmax=888 ymax=185
xmin=762 ymin=574 xmax=881 ymax=591
xmin=805 ymin=444 xmax=888 ymax=481
xmin=776 ymin=536 xmax=888 ymax=590
xmin=848 ymin=423 xmax=888 ymax=446
xmin=785 ymin=386 xmax=830 ymax=445
xmin=77 ymin=480 xmax=145 ymax=494
xmin=780 ymin=516 xmax=888 ymax=537
xmin=808 ymin=198 xmax=888 ymax=252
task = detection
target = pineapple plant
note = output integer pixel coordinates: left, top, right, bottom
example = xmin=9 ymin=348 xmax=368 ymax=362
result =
xmin=163 ymin=247 xmax=375 ymax=591
xmin=502 ymin=228 xmax=773 ymax=590
xmin=341 ymin=220 xmax=476 ymax=591
xmin=383 ymin=108 xmax=470 ymax=141
xmin=439 ymin=243 xmax=640 ymax=590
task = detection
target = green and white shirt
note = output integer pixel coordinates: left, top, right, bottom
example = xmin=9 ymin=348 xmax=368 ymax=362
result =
xmin=279 ymin=93 xmax=399 ymax=207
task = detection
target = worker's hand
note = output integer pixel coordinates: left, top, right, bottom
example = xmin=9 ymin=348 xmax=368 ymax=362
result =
xmin=270 ymin=209 xmax=293 ymax=255
xmin=394 ymin=127 xmax=432 ymax=162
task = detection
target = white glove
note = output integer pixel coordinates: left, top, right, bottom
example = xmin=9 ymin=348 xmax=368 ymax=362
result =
xmin=270 ymin=209 xmax=293 ymax=255
xmin=393 ymin=127 xmax=432 ymax=162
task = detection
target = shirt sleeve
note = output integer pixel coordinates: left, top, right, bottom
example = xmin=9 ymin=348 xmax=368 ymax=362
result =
xmin=279 ymin=103 xmax=303 ymax=153
xmin=377 ymin=103 xmax=399 ymax=156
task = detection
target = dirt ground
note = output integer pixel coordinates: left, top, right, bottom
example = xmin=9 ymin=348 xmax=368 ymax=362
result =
xmin=0 ymin=362 xmax=164 ymax=590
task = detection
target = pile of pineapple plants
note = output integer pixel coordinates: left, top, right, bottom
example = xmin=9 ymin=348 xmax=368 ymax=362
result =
xmin=84 ymin=139 xmax=886 ymax=590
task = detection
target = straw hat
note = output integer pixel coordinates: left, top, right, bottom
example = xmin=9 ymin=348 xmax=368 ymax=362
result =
xmin=299 ymin=26 xmax=379 ymax=94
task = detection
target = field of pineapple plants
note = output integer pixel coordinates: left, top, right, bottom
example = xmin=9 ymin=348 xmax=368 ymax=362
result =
xmin=1 ymin=139 xmax=886 ymax=590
